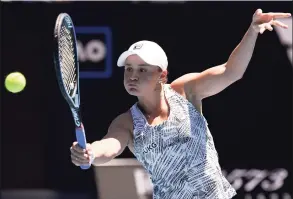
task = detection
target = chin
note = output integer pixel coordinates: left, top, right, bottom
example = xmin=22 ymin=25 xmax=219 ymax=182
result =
xmin=126 ymin=87 xmax=141 ymax=96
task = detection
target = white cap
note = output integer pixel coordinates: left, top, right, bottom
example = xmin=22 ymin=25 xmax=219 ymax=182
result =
xmin=117 ymin=40 xmax=168 ymax=71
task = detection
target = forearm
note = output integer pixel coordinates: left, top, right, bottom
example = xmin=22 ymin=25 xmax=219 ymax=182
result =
xmin=91 ymin=138 xmax=121 ymax=166
xmin=225 ymin=25 xmax=259 ymax=79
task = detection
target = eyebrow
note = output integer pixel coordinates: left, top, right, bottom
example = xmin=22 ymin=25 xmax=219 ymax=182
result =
xmin=138 ymin=64 xmax=149 ymax=67
xmin=125 ymin=63 xmax=150 ymax=67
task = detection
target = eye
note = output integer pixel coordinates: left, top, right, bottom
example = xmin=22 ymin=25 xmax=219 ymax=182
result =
xmin=140 ymin=68 xmax=147 ymax=72
xmin=126 ymin=67 xmax=132 ymax=72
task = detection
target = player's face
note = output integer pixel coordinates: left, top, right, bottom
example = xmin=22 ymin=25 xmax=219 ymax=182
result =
xmin=123 ymin=55 xmax=162 ymax=96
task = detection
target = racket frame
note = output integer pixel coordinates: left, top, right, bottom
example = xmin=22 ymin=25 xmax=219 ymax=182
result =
xmin=53 ymin=13 xmax=91 ymax=170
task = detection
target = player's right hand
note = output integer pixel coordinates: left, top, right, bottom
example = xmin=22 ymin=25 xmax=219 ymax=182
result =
xmin=70 ymin=142 xmax=94 ymax=166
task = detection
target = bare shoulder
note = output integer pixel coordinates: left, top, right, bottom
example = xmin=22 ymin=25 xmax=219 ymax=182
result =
xmin=170 ymin=73 xmax=203 ymax=113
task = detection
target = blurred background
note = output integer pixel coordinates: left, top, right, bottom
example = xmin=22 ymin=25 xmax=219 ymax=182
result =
xmin=1 ymin=1 xmax=292 ymax=199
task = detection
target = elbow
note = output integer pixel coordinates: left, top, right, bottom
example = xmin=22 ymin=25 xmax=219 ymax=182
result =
xmin=226 ymin=69 xmax=244 ymax=83
xmin=234 ymin=74 xmax=243 ymax=81
xmin=223 ymin=61 xmax=246 ymax=81
xmin=228 ymin=75 xmax=242 ymax=85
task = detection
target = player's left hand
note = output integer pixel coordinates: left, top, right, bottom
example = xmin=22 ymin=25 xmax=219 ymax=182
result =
xmin=251 ymin=9 xmax=291 ymax=34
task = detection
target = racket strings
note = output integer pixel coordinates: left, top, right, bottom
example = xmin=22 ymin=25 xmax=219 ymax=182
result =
xmin=59 ymin=26 xmax=77 ymax=96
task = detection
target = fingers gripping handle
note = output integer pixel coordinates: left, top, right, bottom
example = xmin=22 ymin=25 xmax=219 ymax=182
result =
xmin=75 ymin=126 xmax=93 ymax=170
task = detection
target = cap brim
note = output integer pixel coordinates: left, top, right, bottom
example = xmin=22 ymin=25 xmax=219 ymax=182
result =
xmin=117 ymin=51 xmax=138 ymax=67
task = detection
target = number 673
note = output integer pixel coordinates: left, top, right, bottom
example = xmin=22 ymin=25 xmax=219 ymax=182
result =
xmin=222 ymin=168 xmax=289 ymax=192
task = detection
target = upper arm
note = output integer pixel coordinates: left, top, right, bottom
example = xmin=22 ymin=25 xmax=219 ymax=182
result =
xmin=102 ymin=112 xmax=132 ymax=156
xmin=170 ymin=73 xmax=201 ymax=97
xmin=177 ymin=63 xmax=240 ymax=100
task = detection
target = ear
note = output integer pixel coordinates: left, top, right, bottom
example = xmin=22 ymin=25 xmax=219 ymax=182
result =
xmin=159 ymin=70 xmax=168 ymax=80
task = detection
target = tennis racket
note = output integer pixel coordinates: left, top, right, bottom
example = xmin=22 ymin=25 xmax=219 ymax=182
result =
xmin=53 ymin=13 xmax=92 ymax=170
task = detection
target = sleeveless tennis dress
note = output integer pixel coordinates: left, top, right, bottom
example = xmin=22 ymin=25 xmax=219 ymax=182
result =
xmin=130 ymin=85 xmax=236 ymax=199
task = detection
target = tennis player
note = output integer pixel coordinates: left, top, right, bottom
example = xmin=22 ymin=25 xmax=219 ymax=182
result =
xmin=70 ymin=9 xmax=291 ymax=198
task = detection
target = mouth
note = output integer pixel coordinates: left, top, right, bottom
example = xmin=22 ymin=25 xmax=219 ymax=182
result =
xmin=128 ymin=83 xmax=138 ymax=87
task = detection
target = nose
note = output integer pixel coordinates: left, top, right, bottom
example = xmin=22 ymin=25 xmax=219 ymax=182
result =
xmin=130 ymin=76 xmax=138 ymax=81
xmin=129 ymin=72 xmax=139 ymax=81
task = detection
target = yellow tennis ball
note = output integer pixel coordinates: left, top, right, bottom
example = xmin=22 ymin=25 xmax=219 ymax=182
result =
xmin=5 ymin=72 xmax=26 ymax=93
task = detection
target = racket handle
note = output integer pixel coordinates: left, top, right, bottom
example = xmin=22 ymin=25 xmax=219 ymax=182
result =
xmin=75 ymin=126 xmax=92 ymax=170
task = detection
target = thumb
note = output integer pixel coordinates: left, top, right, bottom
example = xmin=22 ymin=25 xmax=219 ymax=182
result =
xmin=255 ymin=8 xmax=263 ymax=16
xmin=85 ymin=144 xmax=95 ymax=162
xmin=86 ymin=143 xmax=92 ymax=151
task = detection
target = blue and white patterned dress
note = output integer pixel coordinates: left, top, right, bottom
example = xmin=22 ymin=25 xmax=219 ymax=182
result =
xmin=130 ymin=84 xmax=236 ymax=199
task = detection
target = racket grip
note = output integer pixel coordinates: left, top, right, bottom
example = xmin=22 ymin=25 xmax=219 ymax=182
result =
xmin=75 ymin=126 xmax=92 ymax=170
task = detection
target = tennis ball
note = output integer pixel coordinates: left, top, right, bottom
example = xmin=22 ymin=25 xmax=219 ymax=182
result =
xmin=5 ymin=72 xmax=26 ymax=93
